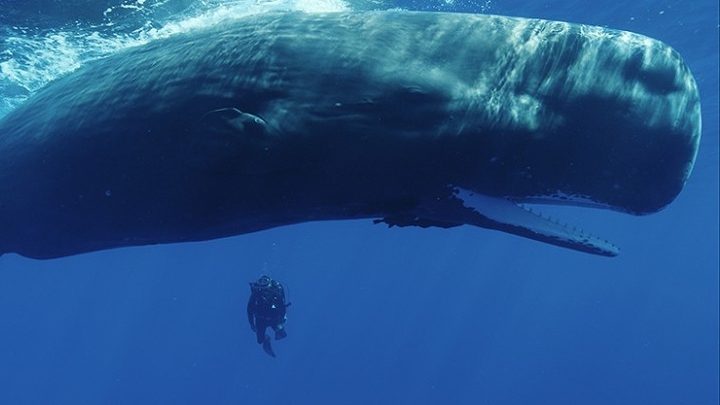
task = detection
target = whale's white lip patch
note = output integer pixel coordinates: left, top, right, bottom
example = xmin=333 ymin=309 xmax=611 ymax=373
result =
xmin=452 ymin=187 xmax=619 ymax=256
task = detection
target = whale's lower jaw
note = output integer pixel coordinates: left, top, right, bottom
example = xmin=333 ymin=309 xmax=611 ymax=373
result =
xmin=375 ymin=187 xmax=620 ymax=257
xmin=460 ymin=192 xmax=619 ymax=257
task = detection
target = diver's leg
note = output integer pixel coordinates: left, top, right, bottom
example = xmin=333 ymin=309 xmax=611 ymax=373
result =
xmin=262 ymin=337 xmax=276 ymax=357
xmin=255 ymin=322 xmax=267 ymax=344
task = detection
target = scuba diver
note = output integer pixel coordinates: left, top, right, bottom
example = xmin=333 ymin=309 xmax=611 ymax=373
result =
xmin=247 ymin=275 xmax=289 ymax=357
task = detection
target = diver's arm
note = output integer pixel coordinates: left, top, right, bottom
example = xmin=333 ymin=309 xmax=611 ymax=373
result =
xmin=247 ymin=298 xmax=256 ymax=331
xmin=277 ymin=283 xmax=286 ymax=302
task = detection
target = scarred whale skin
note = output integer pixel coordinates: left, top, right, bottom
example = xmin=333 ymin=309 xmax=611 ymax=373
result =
xmin=0 ymin=12 xmax=701 ymax=259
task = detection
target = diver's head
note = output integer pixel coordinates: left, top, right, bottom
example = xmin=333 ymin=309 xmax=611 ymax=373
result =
xmin=257 ymin=275 xmax=272 ymax=286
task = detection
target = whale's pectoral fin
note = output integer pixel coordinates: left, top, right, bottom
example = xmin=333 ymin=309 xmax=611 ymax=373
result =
xmin=384 ymin=187 xmax=618 ymax=257
xmin=200 ymin=107 xmax=269 ymax=138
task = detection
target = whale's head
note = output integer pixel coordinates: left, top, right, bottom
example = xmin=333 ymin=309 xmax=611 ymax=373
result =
xmin=421 ymin=21 xmax=703 ymax=256
xmin=454 ymin=23 xmax=701 ymax=217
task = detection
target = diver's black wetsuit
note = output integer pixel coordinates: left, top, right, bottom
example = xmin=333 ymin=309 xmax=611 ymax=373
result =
xmin=247 ymin=276 xmax=288 ymax=357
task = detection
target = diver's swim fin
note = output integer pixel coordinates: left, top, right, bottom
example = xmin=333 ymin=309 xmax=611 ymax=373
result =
xmin=262 ymin=335 xmax=276 ymax=357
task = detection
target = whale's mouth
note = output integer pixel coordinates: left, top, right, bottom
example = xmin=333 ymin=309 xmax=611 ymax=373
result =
xmin=451 ymin=188 xmax=620 ymax=257
xmin=376 ymin=187 xmax=619 ymax=257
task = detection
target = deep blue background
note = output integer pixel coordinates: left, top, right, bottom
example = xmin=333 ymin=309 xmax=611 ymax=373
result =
xmin=0 ymin=1 xmax=717 ymax=404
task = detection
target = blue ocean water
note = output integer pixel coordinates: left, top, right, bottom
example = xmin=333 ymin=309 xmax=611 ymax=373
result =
xmin=0 ymin=0 xmax=717 ymax=404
